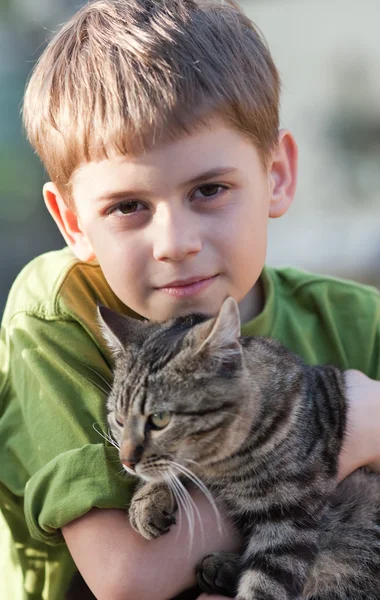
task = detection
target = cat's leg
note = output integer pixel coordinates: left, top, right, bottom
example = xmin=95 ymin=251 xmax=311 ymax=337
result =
xmin=305 ymin=583 xmax=380 ymax=600
xmin=234 ymin=521 xmax=320 ymax=600
xmin=304 ymin=471 xmax=380 ymax=600
xmin=196 ymin=551 xmax=242 ymax=598
xmin=304 ymin=542 xmax=380 ymax=600
xmin=306 ymin=594 xmax=372 ymax=600
xmin=129 ymin=480 xmax=177 ymax=539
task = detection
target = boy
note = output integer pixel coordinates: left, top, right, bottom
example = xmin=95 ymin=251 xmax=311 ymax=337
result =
xmin=1 ymin=0 xmax=380 ymax=599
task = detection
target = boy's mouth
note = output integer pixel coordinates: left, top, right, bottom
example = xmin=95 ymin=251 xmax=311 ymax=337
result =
xmin=156 ymin=275 xmax=218 ymax=298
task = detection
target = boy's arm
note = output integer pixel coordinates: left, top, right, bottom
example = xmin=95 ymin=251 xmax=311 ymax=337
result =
xmin=339 ymin=369 xmax=380 ymax=480
xmin=62 ymin=491 xmax=241 ymax=600
xmin=4 ymin=305 xmax=236 ymax=599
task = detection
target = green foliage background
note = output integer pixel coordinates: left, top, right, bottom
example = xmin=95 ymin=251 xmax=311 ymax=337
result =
xmin=0 ymin=1 xmax=85 ymax=315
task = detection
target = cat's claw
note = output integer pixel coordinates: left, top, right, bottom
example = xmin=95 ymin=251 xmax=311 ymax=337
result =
xmin=129 ymin=482 xmax=177 ymax=540
xmin=196 ymin=551 xmax=241 ymax=598
xmin=133 ymin=512 xmax=176 ymax=539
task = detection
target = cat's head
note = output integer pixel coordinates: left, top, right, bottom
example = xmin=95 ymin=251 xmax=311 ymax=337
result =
xmin=98 ymin=297 xmax=256 ymax=482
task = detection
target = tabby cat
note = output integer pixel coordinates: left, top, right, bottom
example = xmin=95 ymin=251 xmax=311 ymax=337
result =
xmin=98 ymin=297 xmax=380 ymax=599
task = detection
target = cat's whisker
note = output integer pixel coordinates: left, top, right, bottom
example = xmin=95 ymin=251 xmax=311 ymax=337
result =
xmin=83 ymin=375 xmax=109 ymax=396
xmin=105 ymin=450 xmax=125 ymax=472
xmin=164 ymin=472 xmax=178 ymax=521
xmin=173 ymin=479 xmax=195 ymax=557
xmin=181 ymin=457 xmax=198 ymax=467
xmin=164 ymin=472 xmax=183 ymax=543
xmin=170 ymin=461 xmax=223 ymax=536
xmin=166 ymin=474 xmax=188 ymax=543
xmin=164 ymin=473 xmax=175 ymax=508
xmin=170 ymin=475 xmax=193 ymax=536
xmin=81 ymin=363 xmax=113 ymax=391
xmin=92 ymin=423 xmax=120 ymax=450
xmin=174 ymin=474 xmax=205 ymax=550
xmin=117 ymin=465 xmax=127 ymax=477
xmin=169 ymin=474 xmax=195 ymax=554
xmin=107 ymin=428 xmax=121 ymax=448
xmin=168 ymin=468 xmax=206 ymax=552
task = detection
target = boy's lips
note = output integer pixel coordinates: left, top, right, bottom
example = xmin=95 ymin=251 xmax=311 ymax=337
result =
xmin=156 ymin=275 xmax=218 ymax=298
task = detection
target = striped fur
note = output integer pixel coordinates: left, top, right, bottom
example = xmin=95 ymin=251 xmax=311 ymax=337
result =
xmin=99 ymin=298 xmax=380 ymax=599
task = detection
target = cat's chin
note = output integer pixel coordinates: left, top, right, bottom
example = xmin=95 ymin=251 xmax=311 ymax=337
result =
xmin=134 ymin=468 xmax=168 ymax=484
xmin=121 ymin=463 xmax=162 ymax=482
xmin=122 ymin=464 xmax=139 ymax=477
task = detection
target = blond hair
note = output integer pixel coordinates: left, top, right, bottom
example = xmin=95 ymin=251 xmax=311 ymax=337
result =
xmin=23 ymin=0 xmax=280 ymax=202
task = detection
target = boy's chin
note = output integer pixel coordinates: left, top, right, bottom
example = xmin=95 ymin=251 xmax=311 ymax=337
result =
xmin=146 ymin=294 xmax=224 ymax=322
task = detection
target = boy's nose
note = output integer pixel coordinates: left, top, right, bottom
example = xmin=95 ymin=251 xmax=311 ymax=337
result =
xmin=152 ymin=207 xmax=202 ymax=262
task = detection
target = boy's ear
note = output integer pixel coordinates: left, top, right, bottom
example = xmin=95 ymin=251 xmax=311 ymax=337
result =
xmin=268 ymin=129 xmax=298 ymax=219
xmin=43 ymin=182 xmax=96 ymax=262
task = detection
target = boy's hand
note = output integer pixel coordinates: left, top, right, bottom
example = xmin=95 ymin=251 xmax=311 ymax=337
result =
xmin=339 ymin=369 xmax=380 ymax=481
xmin=63 ymin=490 xmax=241 ymax=600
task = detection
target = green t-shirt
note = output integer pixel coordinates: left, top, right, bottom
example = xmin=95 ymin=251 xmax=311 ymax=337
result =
xmin=0 ymin=247 xmax=380 ymax=599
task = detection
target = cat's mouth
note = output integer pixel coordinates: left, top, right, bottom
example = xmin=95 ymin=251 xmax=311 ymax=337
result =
xmin=128 ymin=455 xmax=174 ymax=482
xmin=130 ymin=455 xmax=201 ymax=485
xmin=135 ymin=466 xmax=171 ymax=483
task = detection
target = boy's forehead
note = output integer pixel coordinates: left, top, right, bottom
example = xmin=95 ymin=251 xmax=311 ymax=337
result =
xmin=72 ymin=115 xmax=263 ymax=201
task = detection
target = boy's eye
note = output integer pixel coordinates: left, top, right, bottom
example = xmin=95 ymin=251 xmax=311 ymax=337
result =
xmin=109 ymin=200 xmax=141 ymax=215
xmin=117 ymin=201 xmax=139 ymax=214
xmin=199 ymin=184 xmax=220 ymax=197
xmin=192 ymin=184 xmax=227 ymax=200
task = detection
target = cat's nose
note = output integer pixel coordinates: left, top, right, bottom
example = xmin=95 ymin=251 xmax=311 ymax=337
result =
xmin=122 ymin=458 xmax=137 ymax=471
xmin=120 ymin=443 xmax=144 ymax=471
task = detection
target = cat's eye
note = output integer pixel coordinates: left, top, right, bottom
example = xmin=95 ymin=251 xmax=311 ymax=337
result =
xmin=148 ymin=411 xmax=171 ymax=430
xmin=115 ymin=415 xmax=124 ymax=427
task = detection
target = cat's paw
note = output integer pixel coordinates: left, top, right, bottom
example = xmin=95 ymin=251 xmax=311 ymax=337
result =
xmin=129 ymin=482 xmax=177 ymax=540
xmin=196 ymin=551 xmax=241 ymax=597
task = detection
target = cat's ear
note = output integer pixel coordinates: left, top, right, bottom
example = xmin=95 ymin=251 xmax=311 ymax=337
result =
xmin=97 ymin=306 xmax=147 ymax=355
xmin=196 ymin=296 xmax=242 ymax=360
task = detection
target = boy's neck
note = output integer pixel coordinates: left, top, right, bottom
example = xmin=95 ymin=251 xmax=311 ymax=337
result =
xmin=238 ymin=276 xmax=265 ymax=325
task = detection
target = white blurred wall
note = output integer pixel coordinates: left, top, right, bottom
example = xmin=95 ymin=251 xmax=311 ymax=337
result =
xmin=242 ymin=0 xmax=380 ymax=281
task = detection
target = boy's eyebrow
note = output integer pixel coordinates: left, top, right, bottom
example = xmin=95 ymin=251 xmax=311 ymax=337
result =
xmin=95 ymin=167 xmax=239 ymax=203
xmin=183 ymin=166 xmax=239 ymax=187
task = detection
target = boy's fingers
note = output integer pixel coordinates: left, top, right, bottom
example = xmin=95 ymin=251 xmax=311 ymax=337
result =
xmin=339 ymin=370 xmax=380 ymax=480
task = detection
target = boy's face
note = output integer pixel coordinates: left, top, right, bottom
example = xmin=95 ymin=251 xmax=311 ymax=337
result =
xmin=53 ymin=116 xmax=296 ymax=322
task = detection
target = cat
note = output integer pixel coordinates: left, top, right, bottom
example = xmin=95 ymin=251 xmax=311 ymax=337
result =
xmin=98 ymin=297 xmax=380 ymax=600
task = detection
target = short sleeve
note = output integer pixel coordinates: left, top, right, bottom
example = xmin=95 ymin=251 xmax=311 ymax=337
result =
xmin=253 ymin=267 xmax=380 ymax=378
xmin=316 ymin=280 xmax=380 ymax=378
xmin=8 ymin=312 xmax=134 ymax=545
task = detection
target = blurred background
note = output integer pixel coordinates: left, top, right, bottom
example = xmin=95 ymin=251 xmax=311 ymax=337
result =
xmin=0 ymin=0 xmax=379 ymax=317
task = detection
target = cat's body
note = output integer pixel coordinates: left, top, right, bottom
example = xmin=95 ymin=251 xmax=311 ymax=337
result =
xmin=99 ymin=298 xmax=380 ymax=600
